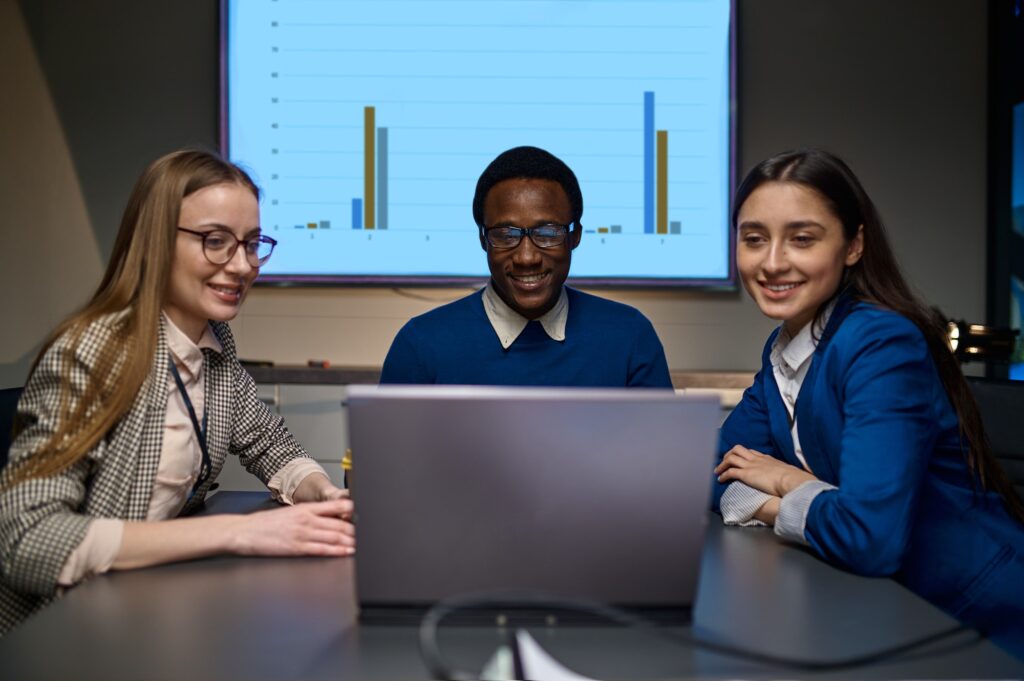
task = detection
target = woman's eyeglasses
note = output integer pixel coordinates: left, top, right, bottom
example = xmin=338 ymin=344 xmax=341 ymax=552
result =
xmin=177 ymin=227 xmax=277 ymax=267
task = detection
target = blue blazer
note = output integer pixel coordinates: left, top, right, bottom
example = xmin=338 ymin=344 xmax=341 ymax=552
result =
xmin=714 ymin=297 xmax=1024 ymax=656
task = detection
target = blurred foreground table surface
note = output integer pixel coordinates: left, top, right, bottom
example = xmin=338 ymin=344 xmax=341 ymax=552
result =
xmin=1 ymin=492 xmax=1020 ymax=680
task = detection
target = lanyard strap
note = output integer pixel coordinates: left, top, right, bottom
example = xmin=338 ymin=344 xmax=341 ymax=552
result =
xmin=169 ymin=359 xmax=212 ymax=494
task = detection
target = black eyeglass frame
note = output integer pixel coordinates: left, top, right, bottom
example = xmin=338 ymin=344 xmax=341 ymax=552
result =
xmin=177 ymin=227 xmax=278 ymax=267
xmin=479 ymin=223 xmax=576 ymax=250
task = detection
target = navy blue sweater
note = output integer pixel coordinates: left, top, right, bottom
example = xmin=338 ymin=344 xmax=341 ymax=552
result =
xmin=380 ymin=288 xmax=672 ymax=388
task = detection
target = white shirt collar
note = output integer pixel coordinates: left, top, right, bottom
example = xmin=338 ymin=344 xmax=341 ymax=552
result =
xmin=162 ymin=312 xmax=223 ymax=379
xmin=481 ymin=282 xmax=569 ymax=350
xmin=770 ymin=301 xmax=835 ymax=377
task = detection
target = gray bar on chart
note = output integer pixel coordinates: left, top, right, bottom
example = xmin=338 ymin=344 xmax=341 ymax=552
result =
xmin=377 ymin=127 xmax=388 ymax=230
xmin=320 ymin=220 xmax=331 ymax=229
xmin=610 ymin=225 xmax=622 ymax=234
xmin=670 ymin=221 xmax=681 ymax=234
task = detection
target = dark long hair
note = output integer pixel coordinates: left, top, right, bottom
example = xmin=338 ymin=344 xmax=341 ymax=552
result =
xmin=733 ymin=148 xmax=1024 ymax=524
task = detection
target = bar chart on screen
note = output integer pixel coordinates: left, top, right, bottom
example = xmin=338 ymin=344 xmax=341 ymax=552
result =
xmin=226 ymin=0 xmax=732 ymax=283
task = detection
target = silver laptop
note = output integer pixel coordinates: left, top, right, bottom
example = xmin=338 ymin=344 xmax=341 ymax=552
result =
xmin=346 ymin=385 xmax=719 ymax=623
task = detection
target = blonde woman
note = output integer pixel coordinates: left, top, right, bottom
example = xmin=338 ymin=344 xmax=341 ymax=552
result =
xmin=0 ymin=149 xmax=355 ymax=636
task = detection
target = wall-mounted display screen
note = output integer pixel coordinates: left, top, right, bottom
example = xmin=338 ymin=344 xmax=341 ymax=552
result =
xmin=224 ymin=0 xmax=734 ymax=286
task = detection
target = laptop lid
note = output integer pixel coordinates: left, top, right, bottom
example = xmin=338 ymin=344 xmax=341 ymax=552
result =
xmin=347 ymin=385 xmax=718 ymax=620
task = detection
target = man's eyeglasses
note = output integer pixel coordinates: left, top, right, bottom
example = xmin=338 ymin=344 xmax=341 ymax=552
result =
xmin=482 ymin=223 xmax=571 ymax=250
xmin=177 ymin=228 xmax=277 ymax=267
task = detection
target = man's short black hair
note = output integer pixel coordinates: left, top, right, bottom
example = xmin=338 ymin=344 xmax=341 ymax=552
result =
xmin=472 ymin=146 xmax=584 ymax=227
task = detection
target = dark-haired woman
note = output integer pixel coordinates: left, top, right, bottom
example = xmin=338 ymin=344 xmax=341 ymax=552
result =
xmin=713 ymin=149 xmax=1024 ymax=658
xmin=0 ymin=149 xmax=355 ymax=636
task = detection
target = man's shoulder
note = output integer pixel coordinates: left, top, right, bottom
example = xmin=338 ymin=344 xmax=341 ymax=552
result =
xmin=566 ymin=287 xmax=649 ymax=324
xmin=382 ymin=289 xmax=491 ymax=382
xmin=403 ymin=289 xmax=487 ymax=330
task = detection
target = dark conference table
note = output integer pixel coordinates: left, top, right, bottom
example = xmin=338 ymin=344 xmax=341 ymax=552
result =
xmin=1 ymin=492 xmax=1021 ymax=680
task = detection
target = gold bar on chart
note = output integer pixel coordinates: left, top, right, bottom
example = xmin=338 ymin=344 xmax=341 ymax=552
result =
xmin=364 ymin=106 xmax=376 ymax=229
xmin=656 ymin=130 xmax=668 ymax=234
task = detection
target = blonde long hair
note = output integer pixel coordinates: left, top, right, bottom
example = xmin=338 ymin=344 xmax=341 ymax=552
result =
xmin=6 ymin=149 xmax=259 ymax=484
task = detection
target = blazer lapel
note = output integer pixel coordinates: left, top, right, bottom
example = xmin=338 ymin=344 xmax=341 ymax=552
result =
xmin=794 ymin=358 xmax=838 ymax=483
xmin=765 ymin=369 xmax=801 ymax=467
xmin=202 ymin=346 xmax=230 ymax=484
xmin=124 ymin=323 xmax=170 ymax=519
xmin=793 ymin=294 xmax=856 ymax=484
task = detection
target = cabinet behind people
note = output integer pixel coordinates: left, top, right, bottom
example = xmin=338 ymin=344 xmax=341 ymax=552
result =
xmin=0 ymin=150 xmax=355 ymax=637
xmin=713 ymin=149 xmax=1024 ymax=658
xmin=380 ymin=145 xmax=672 ymax=388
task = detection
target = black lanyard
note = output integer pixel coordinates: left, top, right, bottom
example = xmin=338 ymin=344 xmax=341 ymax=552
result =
xmin=169 ymin=360 xmax=212 ymax=495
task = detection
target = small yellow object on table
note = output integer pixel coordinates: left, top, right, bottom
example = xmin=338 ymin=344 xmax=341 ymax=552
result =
xmin=341 ymin=448 xmax=353 ymax=490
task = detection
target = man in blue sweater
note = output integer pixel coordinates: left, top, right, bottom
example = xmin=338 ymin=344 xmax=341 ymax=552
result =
xmin=380 ymin=146 xmax=672 ymax=388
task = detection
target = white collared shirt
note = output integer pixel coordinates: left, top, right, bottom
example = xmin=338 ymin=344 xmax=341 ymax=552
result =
xmin=481 ymin=282 xmax=569 ymax=349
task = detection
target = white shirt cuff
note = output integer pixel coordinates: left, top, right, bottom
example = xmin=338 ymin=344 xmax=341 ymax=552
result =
xmin=775 ymin=480 xmax=837 ymax=544
xmin=720 ymin=482 xmax=773 ymax=527
xmin=267 ymin=458 xmax=330 ymax=505
xmin=57 ymin=518 xmax=125 ymax=586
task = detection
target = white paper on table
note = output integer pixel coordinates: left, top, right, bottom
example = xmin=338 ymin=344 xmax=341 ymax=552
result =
xmin=515 ymin=629 xmax=601 ymax=681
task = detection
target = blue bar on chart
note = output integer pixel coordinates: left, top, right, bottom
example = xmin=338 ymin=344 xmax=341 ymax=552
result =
xmin=643 ymin=91 xmax=655 ymax=235
xmin=670 ymin=221 xmax=681 ymax=235
xmin=351 ymin=199 xmax=363 ymax=230
xmin=377 ymin=127 xmax=388 ymax=230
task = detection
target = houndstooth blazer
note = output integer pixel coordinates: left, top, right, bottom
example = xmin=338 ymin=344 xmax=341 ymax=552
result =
xmin=0 ymin=314 xmax=312 ymax=635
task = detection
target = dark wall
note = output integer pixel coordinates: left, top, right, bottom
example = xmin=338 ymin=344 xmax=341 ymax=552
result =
xmin=19 ymin=0 xmax=220 ymax=258
xmin=738 ymin=0 xmax=988 ymax=319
